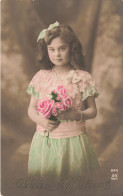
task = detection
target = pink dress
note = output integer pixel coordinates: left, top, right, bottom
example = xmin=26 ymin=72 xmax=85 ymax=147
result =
xmin=27 ymin=69 xmax=100 ymax=179
xmin=27 ymin=69 xmax=99 ymax=138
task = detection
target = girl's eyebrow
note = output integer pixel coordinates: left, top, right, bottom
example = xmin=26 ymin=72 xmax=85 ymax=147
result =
xmin=47 ymin=45 xmax=68 ymax=48
xmin=59 ymin=45 xmax=68 ymax=47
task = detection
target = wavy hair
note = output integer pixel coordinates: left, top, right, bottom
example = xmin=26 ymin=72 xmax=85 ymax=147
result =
xmin=36 ymin=25 xmax=86 ymax=70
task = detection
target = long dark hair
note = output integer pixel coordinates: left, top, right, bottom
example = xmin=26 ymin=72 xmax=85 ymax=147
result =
xmin=36 ymin=24 xmax=86 ymax=70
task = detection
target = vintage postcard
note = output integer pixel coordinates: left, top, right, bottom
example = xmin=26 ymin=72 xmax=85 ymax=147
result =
xmin=1 ymin=0 xmax=123 ymax=196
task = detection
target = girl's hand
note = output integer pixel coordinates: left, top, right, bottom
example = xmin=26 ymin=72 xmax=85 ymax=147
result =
xmin=38 ymin=113 xmax=60 ymax=132
xmin=57 ymin=109 xmax=81 ymax=121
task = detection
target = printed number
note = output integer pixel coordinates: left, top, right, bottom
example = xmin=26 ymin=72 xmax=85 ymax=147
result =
xmin=111 ymin=169 xmax=118 ymax=180
xmin=111 ymin=169 xmax=118 ymax=172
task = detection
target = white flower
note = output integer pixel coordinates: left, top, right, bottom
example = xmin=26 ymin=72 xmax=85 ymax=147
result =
xmin=72 ymin=73 xmax=81 ymax=83
xmin=66 ymin=70 xmax=82 ymax=84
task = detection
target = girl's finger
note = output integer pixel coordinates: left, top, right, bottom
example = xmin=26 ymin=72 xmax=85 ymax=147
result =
xmin=57 ymin=114 xmax=62 ymax=118
xmin=48 ymin=121 xmax=60 ymax=129
xmin=48 ymin=119 xmax=56 ymax=122
xmin=49 ymin=122 xmax=57 ymax=126
xmin=48 ymin=123 xmax=58 ymax=128
xmin=49 ymin=120 xmax=60 ymax=125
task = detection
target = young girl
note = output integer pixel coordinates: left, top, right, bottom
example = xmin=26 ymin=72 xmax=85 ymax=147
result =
xmin=27 ymin=21 xmax=100 ymax=181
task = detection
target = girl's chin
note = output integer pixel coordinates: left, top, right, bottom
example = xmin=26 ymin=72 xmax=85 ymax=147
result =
xmin=54 ymin=64 xmax=65 ymax=66
xmin=53 ymin=62 xmax=69 ymax=67
xmin=54 ymin=65 xmax=69 ymax=68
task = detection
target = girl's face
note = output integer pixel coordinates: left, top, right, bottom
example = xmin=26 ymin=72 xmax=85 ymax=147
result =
xmin=47 ymin=36 xmax=70 ymax=67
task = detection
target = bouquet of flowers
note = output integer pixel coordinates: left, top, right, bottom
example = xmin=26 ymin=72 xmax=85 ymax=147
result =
xmin=37 ymin=85 xmax=72 ymax=146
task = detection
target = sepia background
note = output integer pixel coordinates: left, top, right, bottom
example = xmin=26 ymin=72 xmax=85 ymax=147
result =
xmin=1 ymin=0 xmax=123 ymax=195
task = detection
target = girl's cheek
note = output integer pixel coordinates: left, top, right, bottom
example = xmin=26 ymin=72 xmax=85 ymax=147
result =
xmin=48 ymin=52 xmax=53 ymax=59
xmin=65 ymin=48 xmax=70 ymax=57
xmin=65 ymin=51 xmax=70 ymax=60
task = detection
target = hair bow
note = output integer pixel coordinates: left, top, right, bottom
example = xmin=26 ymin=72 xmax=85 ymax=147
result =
xmin=37 ymin=21 xmax=60 ymax=42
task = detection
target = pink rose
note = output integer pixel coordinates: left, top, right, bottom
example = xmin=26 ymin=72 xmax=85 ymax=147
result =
xmin=56 ymin=102 xmax=66 ymax=111
xmin=52 ymin=90 xmax=56 ymax=93
xmin=52 ymin=102 xmax=66 ymax=116
xmin=52 ymin=103 xmax=58 ymax=116
xmin=37 ymin=97 xmax=54 ymax=118
xmin=57 ymin=85 xmax=67 ymax=95
xmin=61 ymin=94 xmax=72 ymax=108
xmin=57 ymin=94 xmax=61 ymax=101
xmin=52 ymin=107 xmax=57 ymax=116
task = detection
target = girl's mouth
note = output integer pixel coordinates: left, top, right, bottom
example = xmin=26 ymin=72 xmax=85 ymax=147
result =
xmin=55 ymin=59 xmax=62 ymax=60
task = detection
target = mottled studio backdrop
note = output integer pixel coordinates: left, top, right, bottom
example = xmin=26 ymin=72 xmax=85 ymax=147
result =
xmin=1 ymin=0 xmax=123 ymax=196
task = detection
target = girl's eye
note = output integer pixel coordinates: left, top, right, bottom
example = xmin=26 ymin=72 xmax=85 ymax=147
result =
xmin=49 ymin=48 xmax=55 ymax=52
xmin=60 ymin=47 xmax=66 ymax=51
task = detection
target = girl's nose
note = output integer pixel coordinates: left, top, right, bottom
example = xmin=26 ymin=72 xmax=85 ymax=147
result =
xmin=55 ymin=50 xmax=61 ymax=57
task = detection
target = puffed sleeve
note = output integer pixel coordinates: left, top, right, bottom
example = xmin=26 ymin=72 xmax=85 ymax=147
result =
xmin=78 ymin=71 xmax=99 ymax=101
xmin=26 ymin=71 xmax=41 ymax=99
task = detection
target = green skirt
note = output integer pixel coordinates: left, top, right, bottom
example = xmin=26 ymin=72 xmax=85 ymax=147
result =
xmin=28 ymin=131 xmax=100 ymax=180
